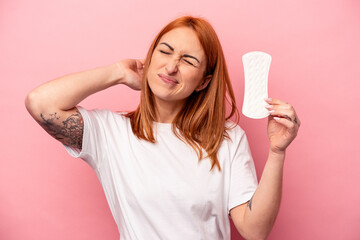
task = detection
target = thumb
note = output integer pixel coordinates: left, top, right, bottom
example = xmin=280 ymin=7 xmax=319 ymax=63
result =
xmin=138 ymin=59 xmax=145 ymax=69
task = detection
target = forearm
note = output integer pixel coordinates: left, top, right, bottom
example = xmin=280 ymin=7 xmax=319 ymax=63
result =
xmin=25 ymin=63 xmax=122 ymax=113
xmin=243 ymin=150 xmax=285 ymax=239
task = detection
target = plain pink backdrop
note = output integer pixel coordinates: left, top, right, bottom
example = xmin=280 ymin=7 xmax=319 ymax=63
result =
xmin=1 ymin=0 xmax=359 ymax=239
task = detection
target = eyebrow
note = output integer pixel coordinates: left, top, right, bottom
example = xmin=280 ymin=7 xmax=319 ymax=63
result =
xmin=160 ymin=42 xmax=174 ymax=51
xmin=159 ymin=42 xmax=200 ymax=64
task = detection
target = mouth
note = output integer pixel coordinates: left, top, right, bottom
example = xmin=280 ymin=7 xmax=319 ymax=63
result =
xmin=158 ymin=73 xmax=179 ymax=85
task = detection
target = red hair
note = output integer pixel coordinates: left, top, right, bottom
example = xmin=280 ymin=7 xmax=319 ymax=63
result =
xmin=126 ymin=16 xmax=239 ymax=171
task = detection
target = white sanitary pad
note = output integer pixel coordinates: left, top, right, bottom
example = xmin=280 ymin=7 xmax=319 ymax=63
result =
xmin=242 ymin=51 xmax=272 ymax=119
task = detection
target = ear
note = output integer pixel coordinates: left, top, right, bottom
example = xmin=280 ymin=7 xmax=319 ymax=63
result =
xmin=195 ymin=75 xmax=212 ymax=92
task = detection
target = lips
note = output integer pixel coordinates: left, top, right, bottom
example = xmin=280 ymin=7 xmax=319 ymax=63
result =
xmin=158 ymin=73 xmax=179 ymax=85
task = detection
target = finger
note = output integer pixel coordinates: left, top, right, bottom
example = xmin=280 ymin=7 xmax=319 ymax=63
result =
xmin=265 ymin=97 xmax=288 ymax=106
xmin=135 ymin=60 xmax=144 ymax=69
xmin=272 ymin=116 xmax=296 ymax=129
xmin=267 ymin=104 xmax=295 ymax=117
xmin=139 ymin=59 xmax=146 ymax=66
xmin=265 ymin=99 xmax=299 ymax=118
xmin=267 ymin=106 xmax=299 ymax=125
xmin=282 ymin=115 xmax=300 ymax=126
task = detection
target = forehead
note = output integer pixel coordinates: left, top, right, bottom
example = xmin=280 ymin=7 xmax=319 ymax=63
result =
xmin=158 ymin=27 xmax=205 ymax=58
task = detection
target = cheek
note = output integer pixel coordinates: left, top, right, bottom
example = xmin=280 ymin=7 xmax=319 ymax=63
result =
xmin=146 ymin=61 xmax=156 ymax=80
xmin=146 ymin=64 xmax=158 ymax=91
xmin=147 ymin=55 xmax=162 ymax=77
xmin=149 ymin=53 xmax=163 ymax=68
xmin=185 ymin=71 xmax=203 ymax=87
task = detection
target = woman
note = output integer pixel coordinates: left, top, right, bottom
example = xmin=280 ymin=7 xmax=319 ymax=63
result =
xmin=25 ymin=16 xmax=300 ymax=240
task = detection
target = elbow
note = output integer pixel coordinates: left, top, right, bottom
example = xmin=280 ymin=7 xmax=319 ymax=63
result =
xmin=241 ymin=223 xmax=273 ymax=240
xmin=247 ymin=235 xmax=268 ymax=240
xmin=243 ymin=233 xmax=269 ymax=240
xmin=25 ymin=90 xmax=45 ymax=119
xmin=25 ymin=90 xmax=38 ymax=115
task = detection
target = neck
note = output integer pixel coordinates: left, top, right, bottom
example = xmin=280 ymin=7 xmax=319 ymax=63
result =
xmin=154 ymin=98 xmax=186 ymax=123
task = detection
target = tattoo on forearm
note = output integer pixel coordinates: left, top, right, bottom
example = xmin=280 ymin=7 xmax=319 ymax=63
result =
xmin=247 ymin=196 xmax=253 ymax=211
xmin=39 ymin=111 xmax=84 ymax=149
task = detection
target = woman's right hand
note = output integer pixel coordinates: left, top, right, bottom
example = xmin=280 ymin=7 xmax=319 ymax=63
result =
xmin=116 ymin=59 xmax=145 ymax=90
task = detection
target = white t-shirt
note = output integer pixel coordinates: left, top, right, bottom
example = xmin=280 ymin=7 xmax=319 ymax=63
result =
xmin=64 ymin=106 xmax=258 ymax=240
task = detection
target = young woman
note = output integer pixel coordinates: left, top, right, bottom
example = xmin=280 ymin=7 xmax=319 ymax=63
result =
xmin=25 ymin=16 xmax=300 ymax=240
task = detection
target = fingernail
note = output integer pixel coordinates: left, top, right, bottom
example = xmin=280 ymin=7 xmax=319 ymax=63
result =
xmin=274 ymin=117 xmax=281 ymax=121
xmin=265 ymin=98 xmax=272 ymax=102
xmin=268 ymin=110 xmax=275 ymax=114
xmin=265 ymin=105 xmax=273 ymax=110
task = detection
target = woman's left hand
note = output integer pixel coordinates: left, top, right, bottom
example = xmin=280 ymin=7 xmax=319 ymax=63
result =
xmin=265 ymin=98 xmax=301 ymax=154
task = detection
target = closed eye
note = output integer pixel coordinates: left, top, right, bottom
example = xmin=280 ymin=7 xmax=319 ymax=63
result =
xmin=160 ymin=50 xmax=170 ymax=55
xmin=183 ymin=59 xmax=194 ymax=66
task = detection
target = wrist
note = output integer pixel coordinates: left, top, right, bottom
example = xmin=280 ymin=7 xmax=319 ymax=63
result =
xmin=269 ymin=148 xmax=286 ymax=161
xmin=108 ymin=63 xmax=125 ymax=85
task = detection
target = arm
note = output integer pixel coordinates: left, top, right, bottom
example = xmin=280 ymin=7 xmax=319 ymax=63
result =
xmin=230 ymin=150 xmax=285 ymax=240
xmin=230 ymin=98 xmax=300 ymax=240
xmin=25 ymin=59 xmax=144 ymax=149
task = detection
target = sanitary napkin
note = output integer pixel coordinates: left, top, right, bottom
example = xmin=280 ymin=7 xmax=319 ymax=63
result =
xmin=242 ymin=51 xmax=272 ymax=119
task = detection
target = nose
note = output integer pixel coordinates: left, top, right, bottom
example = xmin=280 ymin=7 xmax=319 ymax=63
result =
xmin=165 ymin=57 xmax=179 ymax=75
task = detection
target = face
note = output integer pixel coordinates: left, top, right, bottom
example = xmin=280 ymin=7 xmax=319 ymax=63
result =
xmin=147 ymin=27 xmax=209 ymax=106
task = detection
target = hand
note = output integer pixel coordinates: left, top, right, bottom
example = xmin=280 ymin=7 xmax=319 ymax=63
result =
xmin=265 ymin=98 xmax=300 ymax=154
xmin=116 ymin=59 xmax=145 ymax=90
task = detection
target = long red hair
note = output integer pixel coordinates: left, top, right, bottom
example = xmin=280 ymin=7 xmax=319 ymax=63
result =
xmin=126 ymin=16 xmax=239 ymax=171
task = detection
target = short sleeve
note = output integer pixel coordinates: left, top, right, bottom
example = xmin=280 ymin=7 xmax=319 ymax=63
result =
xmin=63 ymin=106 xmax=109 ymax=171
xmin=228 ymin=128 xmax=258 ymax=214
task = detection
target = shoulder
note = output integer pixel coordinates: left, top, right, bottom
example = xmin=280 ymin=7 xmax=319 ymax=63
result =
xmin=225 ymin=121 xmax=246 ymax=141
xmin=219 ymin=121 xmax=248 ymax=152
xmin=217 ymin=121 xmax=252 ymax=164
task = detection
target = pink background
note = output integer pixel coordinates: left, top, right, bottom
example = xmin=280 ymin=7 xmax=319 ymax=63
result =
xmin=1 ymin=0 xmax=359 ymax=239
